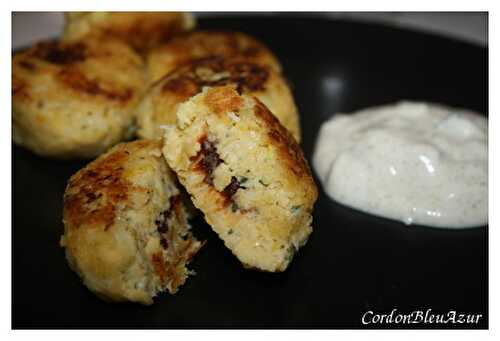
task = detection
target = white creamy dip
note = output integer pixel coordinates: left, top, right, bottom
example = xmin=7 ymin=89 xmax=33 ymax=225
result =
xmin=313 ymin=101 xmax=488 ymax=228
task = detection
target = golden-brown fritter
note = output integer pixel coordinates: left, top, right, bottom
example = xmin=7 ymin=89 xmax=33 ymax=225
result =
xmin=162 ymin=86 xmax=317 ymax=272
xmin=146 ymin=30 xmax=281 ymax=83
xmin=63 ymin=12 xmax=195 ymax=53
xmin=61 ymin=139 xmax=203 ymax=304
xmin=136 ymin=56 xmax=301 ymax=141
xmin=12 ymin=39 xmax=146 ymax=159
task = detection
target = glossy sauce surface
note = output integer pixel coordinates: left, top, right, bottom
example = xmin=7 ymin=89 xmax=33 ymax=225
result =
xmin=313 ymin=102 xmax=488 ymax=228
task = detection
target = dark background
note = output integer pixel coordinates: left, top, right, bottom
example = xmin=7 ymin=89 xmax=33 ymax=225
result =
xmin=13 ymin=15 xmax=488 ymax=328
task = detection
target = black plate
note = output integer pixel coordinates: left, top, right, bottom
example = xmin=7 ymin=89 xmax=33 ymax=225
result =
xmin=12 ymin=15 xmax=488 ymax=329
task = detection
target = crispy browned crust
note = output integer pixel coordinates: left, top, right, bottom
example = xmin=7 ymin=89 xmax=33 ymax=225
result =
xmin=12 ymin=39 xmax=141 ymax=105
xmin=252 ymin=99 xmax=311 ymax=178
xmin=138 ymin=44 xmax=300 ymax=141
xmin=163 ymin=30 xmax=275 ymax=60
xmin=29 ymin=41 xmax=88 ymax=64
xmin=12 ymin=75 xmax=28 ymax=99
xmin=63 ymin=140 xmax=153 ymax=230
xmin=58 ymin=68 xmax=133 ymax=101
xmin=159 ymin=56 xmax=268 ymax=104
xmin=147 ymin=30 xmax=281 ymax=80
xmin=202 ymin=81 xmax=245 ymax=114
xmin=62 ymin=139 xmax=204 ymax=302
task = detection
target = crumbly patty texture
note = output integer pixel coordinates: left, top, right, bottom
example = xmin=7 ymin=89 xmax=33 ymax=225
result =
xmin=162 ymin=86 xmax=317 ymax=272
xmin=62 ymin=140 xmax=203 ymax=304
xmin=136 ymin=56 xmax=301 ymax=142
xmin=63 ymin=12 xmax=195 ymax=53
xmin=12 ymin=39 xmax=146 ymax=159
xmin=146 ymin=30 xmax=281 ymax=83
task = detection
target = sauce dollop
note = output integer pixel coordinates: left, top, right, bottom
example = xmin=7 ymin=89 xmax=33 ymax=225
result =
xmin=313 ymin=102 xmax=488 ymax=228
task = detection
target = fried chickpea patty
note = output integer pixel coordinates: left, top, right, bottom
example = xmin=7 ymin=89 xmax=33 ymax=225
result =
xmin=61 ymin=140 xmax=203 ymax=305
xmin=136 ymin=56 xmax=301 ymax=141
xmin=147 ymin=30 xmax=281 ymax=83
xmin=162 ymin=87 xmax=317 ymax=272
xmin=63 ymin=12 xmax=195 ymax=52
xmin=12 ymin=39 xmax=146 ymax=159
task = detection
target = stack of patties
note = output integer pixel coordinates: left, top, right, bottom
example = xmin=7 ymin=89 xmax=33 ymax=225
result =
xmin=12 ymin=12 xmax=195 ymax=159
xmin=136 ymin=30 xmax=317 ymax=272
xmin=13 ymin=13 xmax=318 ymax=304
xmin=61 ymin=140 xmax=203 ymax=304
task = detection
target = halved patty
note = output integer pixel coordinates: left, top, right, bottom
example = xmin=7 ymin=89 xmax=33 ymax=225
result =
xmin=61 ymin=140 xmax=203 ymax=304
xmin=162 ymin=86 xmax=317 ymax=272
